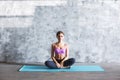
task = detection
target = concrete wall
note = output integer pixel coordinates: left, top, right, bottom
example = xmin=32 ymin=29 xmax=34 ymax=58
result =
xmin=0 ymin=0 xmax=120 ymax=63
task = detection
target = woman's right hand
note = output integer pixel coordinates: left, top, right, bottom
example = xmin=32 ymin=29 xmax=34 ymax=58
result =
xmin=56 ymin=63 xmax=61 ymax=68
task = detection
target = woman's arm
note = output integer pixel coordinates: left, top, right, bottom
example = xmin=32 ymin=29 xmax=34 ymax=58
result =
xmin=51 ymin=44 xmax=61 ymax=68
xmin=61 ymin=44 xmax=69 ymax=63
xmin=51 ymin=44 xmax=57 ymax=63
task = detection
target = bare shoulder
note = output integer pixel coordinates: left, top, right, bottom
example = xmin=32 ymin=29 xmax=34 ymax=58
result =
xmin=64 ymin=43 xmax=69 ymax=48
xmin=51 ymin=43 xmax=56 ymax=47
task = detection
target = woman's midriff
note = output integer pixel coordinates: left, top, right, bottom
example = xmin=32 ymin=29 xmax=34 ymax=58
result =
xmin=55 ymin=54 xmax=65 ymax=60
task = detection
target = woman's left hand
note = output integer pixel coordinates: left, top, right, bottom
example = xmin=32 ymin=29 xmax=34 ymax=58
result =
xmin=60 ymin=61 xmax=64 ymax=68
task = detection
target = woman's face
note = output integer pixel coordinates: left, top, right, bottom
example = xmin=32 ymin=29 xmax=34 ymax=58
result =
xmin=57 ymin=33 xmax=64 ymax=41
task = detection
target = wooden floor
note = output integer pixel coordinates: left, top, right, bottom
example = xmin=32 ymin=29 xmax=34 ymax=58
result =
xmin=0 ymin=63 xmax=120 ymax=80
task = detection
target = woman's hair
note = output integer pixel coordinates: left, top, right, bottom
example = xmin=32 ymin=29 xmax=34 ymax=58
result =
xmin=56 ymin=31 xmax=64 ymax=36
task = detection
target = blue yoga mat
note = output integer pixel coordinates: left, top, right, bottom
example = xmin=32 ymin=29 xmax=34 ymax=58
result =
xmin=19 ymin=65 xmax=104 ymax=72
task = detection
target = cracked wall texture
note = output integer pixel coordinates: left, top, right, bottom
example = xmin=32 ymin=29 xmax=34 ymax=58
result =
xmin=0 ymin=0 xmax=120 ymax=63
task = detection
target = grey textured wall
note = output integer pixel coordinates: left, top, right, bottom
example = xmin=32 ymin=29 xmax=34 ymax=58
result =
xmin=0 ymin=0 xmax=120 ymax=63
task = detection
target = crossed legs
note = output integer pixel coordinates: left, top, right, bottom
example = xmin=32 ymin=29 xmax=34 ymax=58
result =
xmin=45 ymin=58 xmax=75 ymax=69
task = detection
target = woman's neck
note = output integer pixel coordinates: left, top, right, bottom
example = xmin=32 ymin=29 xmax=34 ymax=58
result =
xmin=57 ymin=41 xmax=64 ymax=48
xmin=57 ymin=40 xmax=63 ymax=44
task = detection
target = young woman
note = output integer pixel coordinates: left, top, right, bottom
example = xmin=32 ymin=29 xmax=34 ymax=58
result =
xmin=45 ymin=31 xmax=75 ymax=69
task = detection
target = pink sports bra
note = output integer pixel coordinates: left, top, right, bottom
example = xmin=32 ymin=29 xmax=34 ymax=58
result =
xmin=55 ymin=48 xmax=66 ymax=54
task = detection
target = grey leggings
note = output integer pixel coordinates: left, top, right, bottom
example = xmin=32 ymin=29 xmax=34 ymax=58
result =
xmin=45 ymin=58 xmax=75 ymax=69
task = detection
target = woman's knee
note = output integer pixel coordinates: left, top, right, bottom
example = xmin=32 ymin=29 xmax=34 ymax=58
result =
xmin=69 ymin=58 xmax=75 ymax=63
xmin=44 ymin=61 xmax=51 ymax=66
xmin=63 ymin=58 xmax=75 ymax=66
xmin=44 ymin=61 xmax=48 ymax=67
xmin=44 ymin=61 xmax=57 ymax=68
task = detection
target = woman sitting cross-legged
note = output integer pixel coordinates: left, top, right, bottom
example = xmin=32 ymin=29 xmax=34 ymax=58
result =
xmin=45 ymin=31 xmax=75 ymax=69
